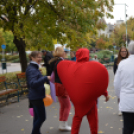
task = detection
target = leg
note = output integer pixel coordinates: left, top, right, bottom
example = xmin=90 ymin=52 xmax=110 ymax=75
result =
xmin=58 ymin=96 xmax=65 ymax=121
xmin=71 ymin=114 xmax=83 ymax=134
xmin=61 ymin=96 xmax=71 ymax=121
xmin=32 ymin=103 xmax=46 ymax=134
xmin=122 ymin=112 xmax=134 ymax=134
xmin=87 ymin=104 xmax=98 ymax=134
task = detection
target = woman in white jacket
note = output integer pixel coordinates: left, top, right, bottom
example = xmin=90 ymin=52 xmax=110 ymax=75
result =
xmin=114 ymin=41 xmax=134 ymax=134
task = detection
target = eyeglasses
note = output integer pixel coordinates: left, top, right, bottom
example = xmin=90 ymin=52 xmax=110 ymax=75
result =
xmin=121 ymin=51 xmax=127 ymax=53
xmin=37 ymin=57 xmax=43 ymax=58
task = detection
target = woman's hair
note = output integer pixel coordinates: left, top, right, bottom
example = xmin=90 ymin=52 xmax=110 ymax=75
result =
xmin=117 ymin=46 xmax=129 ymax=65
xmin=29 ymin=51 xmax=42 ymax=61
xmin=53 ymin=47 xmax=64 ymax=57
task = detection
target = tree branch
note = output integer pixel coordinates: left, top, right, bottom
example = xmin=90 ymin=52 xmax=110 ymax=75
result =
xmin=24 ymin=0 xmax=38 ymax=15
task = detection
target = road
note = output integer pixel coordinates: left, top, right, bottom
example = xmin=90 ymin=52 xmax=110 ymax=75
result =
xmin=0 ymin=63 xmax=21 ymax=74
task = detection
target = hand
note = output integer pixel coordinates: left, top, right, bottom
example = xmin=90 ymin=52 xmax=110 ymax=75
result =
xmin=105 ymin=95 xmax=110 ymax=102
xmin=47 ymin=76 xmax=51 ymax=81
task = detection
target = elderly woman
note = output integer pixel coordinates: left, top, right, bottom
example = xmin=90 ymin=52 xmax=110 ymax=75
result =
xmin=26 ymin=51 xmax=51 ymax=134
xmin=114 ymin=41 xmax=134 ymax=134
xmin=49 ymin=47 xmax=71 ymax=131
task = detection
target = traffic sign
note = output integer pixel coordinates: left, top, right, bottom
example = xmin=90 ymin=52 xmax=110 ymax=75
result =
xmin=1 ymin=44 xmax=6 ymax=49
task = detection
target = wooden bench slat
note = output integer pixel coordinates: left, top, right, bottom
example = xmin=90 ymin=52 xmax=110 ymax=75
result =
xmin=0 ymin=89 xmax=19 ymax=96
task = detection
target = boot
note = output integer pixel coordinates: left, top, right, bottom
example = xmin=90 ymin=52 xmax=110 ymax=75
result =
xmin=59 ymin=121 xmax=71 ymax=131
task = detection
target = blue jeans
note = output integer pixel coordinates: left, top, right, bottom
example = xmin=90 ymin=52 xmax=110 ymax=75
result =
xmin=31 ymin=101 xmax=46 ymax=134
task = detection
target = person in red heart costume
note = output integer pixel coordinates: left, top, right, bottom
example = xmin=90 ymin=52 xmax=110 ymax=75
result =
xmin=57 ymin=48 xmax=109 ymax=134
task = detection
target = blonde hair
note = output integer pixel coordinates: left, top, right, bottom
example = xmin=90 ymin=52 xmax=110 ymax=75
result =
xmin=53 ymin=47 xmax=64 ymax=57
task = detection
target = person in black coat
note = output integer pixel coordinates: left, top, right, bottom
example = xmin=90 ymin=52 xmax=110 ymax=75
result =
xmin=26 ymin=51 xmax=51 ymax=134
xmin=113 ymin=46 xmax=129 ymax=116
xmin=42 ymin=50 xmax=53 ymax=76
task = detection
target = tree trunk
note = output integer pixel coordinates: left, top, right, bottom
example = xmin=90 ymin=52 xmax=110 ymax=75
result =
xmin=13 ymin=36 xmax=27 ymax=72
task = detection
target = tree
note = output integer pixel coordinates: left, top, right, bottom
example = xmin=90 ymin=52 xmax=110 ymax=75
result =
xmin=96 ymin=38 xmax=106 ymax=49
xmin=1 ymin=29 xmax=17 ymax=55
xmin=0 ymin=0 xmax=114 ymax=72
xmin=109 ymin=17 xmax=134 ymax=48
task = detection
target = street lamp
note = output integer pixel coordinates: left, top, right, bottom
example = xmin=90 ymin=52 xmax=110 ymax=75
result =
xmin=114 ymin=3 xmax=128 ymax=47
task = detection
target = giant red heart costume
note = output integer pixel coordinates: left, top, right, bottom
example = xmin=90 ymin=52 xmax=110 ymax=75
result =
xmin=57 ymin=48 xmax=109 ymax=134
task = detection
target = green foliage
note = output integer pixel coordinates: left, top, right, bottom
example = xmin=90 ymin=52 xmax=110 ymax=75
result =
xmin=92 ymin=50 xmax=113 ymax=63
xmin=1 ymin=30 xmax=17 ymax=52
xmin=0 ymin=0 xmax=114 ymax=71
xmin=0 ymin=31 xmax=5 ymax=48
xmin=0 ymin=0 xmax=114 ymax=50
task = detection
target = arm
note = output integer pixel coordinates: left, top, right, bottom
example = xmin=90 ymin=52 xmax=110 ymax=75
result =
xmin=28 ymin=69 xmax=48 ymax=89
xmin=114 ymin=65 xmax=121 ymax=98
xmin=103 ymin=90 xmax=108 ymax=97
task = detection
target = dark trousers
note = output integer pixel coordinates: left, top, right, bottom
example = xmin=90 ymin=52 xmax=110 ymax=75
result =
xmin=31 ymin=101 xmax=46 ymax=134
xmin=122 ymin=112 xmax=134 ymax=134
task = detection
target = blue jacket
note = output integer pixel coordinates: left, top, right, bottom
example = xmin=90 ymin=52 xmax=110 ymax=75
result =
xmin=26 ymin=63 xmax=48 ymax=100
xmin=71 ymin=57 xmax=76 ymax=61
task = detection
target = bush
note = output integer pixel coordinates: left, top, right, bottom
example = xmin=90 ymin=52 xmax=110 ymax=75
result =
xmin=91 ymin=50 xmax=113 ymax=64
xmin=12 ymin=58 xmax=20 ymax=63
xmin=7 ymin=55 xmax=19 ymax=61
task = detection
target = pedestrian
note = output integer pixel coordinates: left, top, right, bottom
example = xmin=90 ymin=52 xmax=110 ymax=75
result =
xmin=70 ymin=51 xmax=76 ymax=61
xmin=114 ymin=41 xmax=134 ymax=134
xmin=42 ymin=50 xmax=53 ymax=76
xmin=26 ymin=51 xmax=51 ymax=134
xmin=113 ymin=46 xmax=129 ymax=115
xmin=64 ymin=48 xmax=70 ymax=60
xmin=113 ymin=46 xmax=129 ymax=74
xmin=49 ymin=47 xmax=71 ymax=131
xmin=93 ymin=55 xmax=99 ymax=62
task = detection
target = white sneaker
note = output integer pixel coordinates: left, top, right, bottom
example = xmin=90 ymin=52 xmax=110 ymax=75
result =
xmin=59 ymin=121 xmax=71 ymax=131
xmin=118 ymin=111 xmax=122 ymax=116
xmin=59 ymin=121 xmax=63 ymax=130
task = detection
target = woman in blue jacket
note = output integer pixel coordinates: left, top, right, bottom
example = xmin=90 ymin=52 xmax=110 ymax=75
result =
xmin=26 ymin=51 xmax=50 ymax=134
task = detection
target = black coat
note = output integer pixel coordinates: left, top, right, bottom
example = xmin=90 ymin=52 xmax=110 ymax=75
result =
xmin=26 ymin=63 xmax=48 ymax=100
xmin=43 ymin=51 xmax=53 ymax=75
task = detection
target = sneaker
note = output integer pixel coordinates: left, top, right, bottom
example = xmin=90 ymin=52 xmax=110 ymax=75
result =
xmin=59 ymin=121 xmax=71 ymax=131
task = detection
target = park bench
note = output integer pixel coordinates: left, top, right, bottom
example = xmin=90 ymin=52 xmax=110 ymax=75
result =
xmin=16 ymin=72 xmax=27 ymax=94
xmin=0 ymin=76 xmax=19 ymax=102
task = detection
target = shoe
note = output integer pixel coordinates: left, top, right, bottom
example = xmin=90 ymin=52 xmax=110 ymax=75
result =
xmin=59 ymin=121 xmax=63 ymax=130
xmin=118 ymin=111 xmax=122 ymax=116
xmin=59 ymin=121 xmax=71 ymax=131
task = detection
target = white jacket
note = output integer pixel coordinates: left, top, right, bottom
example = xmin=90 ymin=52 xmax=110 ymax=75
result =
xmin=114 ymin=55 xmax=134 ymax=112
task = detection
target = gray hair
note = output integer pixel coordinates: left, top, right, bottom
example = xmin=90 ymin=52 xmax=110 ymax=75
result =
xmin=128 ymin=41 xmax=134 ymax=54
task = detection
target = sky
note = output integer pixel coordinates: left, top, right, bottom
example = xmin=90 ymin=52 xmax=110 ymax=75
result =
xmin=105 ymin=0 xmax=134 ymax=24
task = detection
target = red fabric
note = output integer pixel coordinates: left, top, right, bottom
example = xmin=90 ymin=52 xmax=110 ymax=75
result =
xmin=71 ymin=102 xmax=98 ymax=134
xmin=58 ymin=96 xmax=71 ymax=121
xmin=57 ymin=48 xmax=109 ymax=134
xmin=55 ymin=83 xmax=68 ymax=96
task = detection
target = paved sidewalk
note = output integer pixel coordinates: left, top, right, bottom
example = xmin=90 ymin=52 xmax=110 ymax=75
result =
xmin=0 ymin=69 xmax=123 ymax=134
